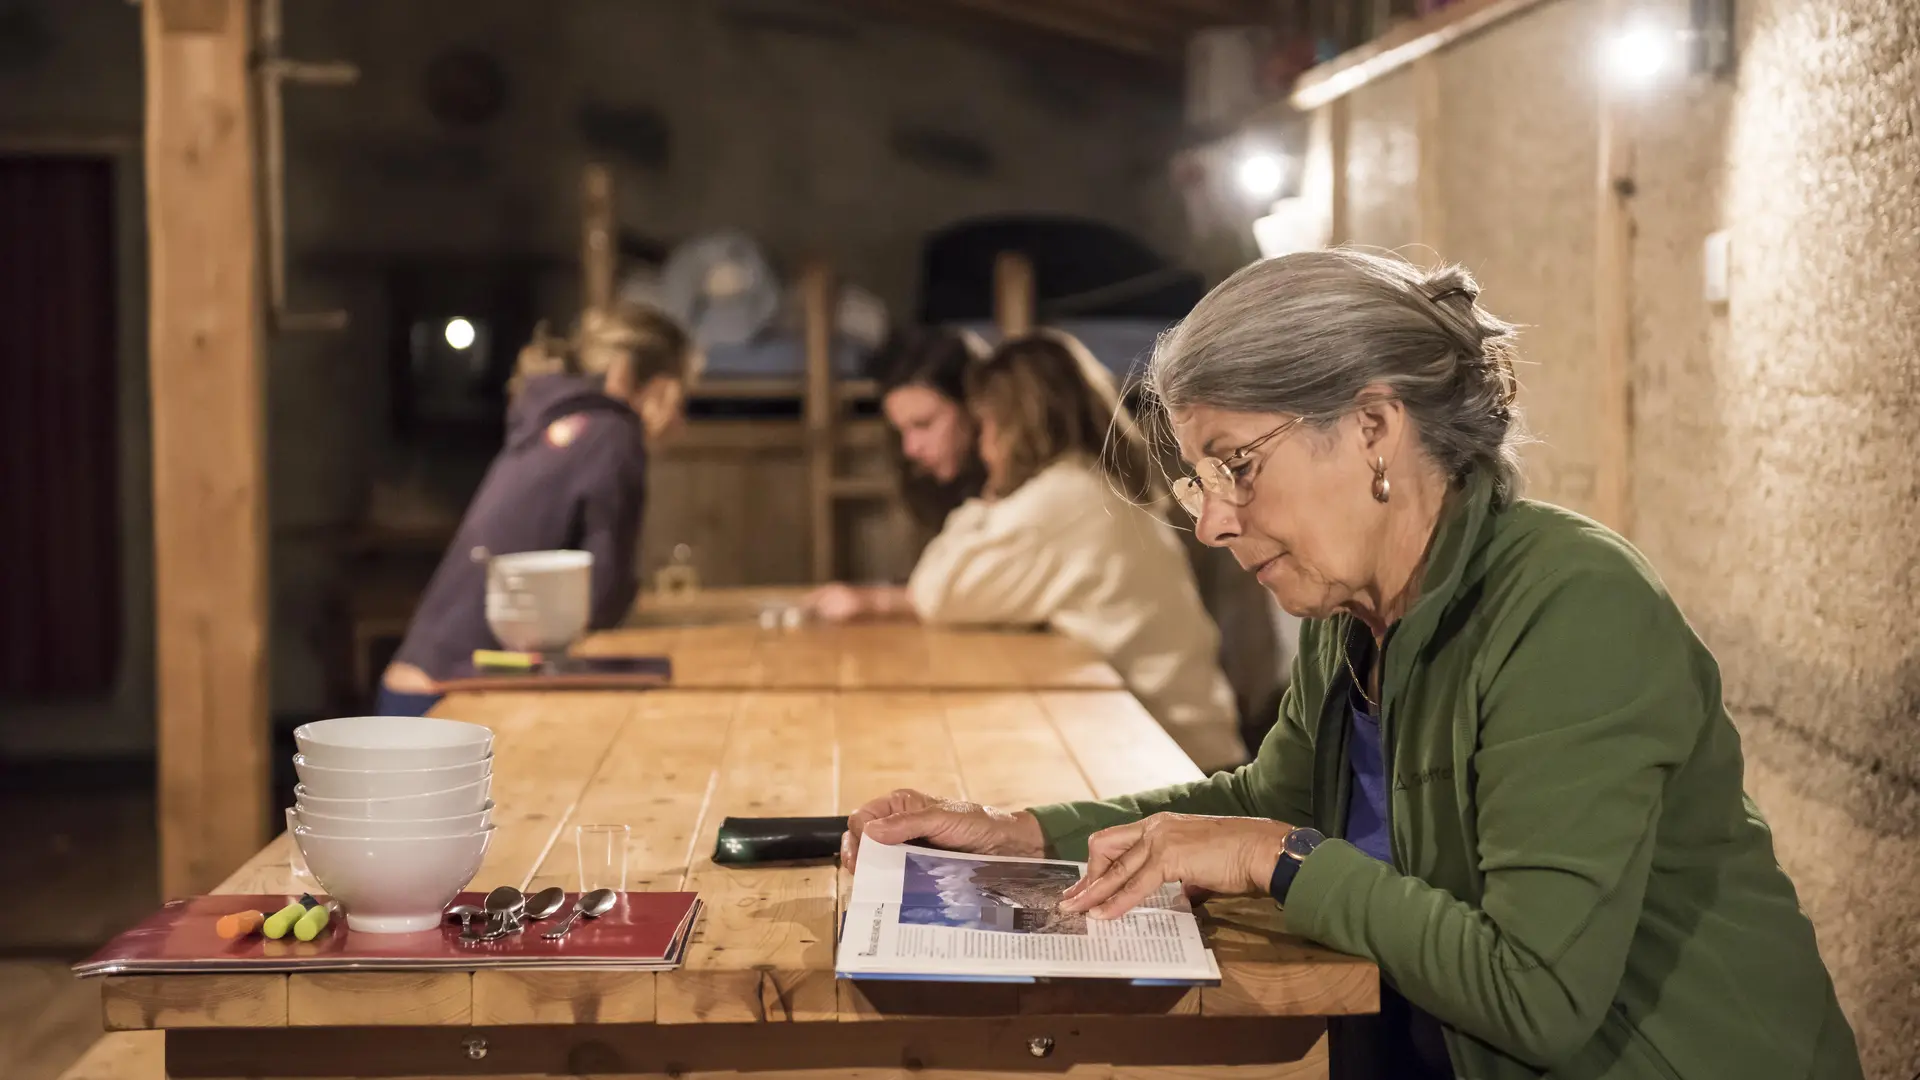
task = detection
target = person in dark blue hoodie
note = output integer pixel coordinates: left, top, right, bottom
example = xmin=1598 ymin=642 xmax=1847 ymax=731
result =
xmin=376 ymin=303 xmax=698 ymax=716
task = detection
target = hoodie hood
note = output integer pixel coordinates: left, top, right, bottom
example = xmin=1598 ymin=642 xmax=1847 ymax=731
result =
xmin=506 ymin=374 xmax=639 ymax=450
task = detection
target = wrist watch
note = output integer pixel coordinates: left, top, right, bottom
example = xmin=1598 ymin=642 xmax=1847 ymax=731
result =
xmin=1267 ymin=827 xmax=1326 ymax=904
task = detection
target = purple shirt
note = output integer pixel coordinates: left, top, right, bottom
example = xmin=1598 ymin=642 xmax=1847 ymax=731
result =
xmin=1347 ymin=702 xmax=1394 ymax=864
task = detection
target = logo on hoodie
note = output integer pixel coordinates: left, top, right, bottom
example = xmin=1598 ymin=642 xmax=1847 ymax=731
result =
xmin=545 ymin=415 xmax=588 ymax=448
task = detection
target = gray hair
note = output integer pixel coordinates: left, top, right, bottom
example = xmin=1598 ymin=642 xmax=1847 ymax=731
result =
xmin=1144 ymin=249 xmax=1528 ymax=501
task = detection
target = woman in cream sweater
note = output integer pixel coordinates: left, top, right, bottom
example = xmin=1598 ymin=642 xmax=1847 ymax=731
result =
xmin=806 ymin=332 xmax=1246 ymax=772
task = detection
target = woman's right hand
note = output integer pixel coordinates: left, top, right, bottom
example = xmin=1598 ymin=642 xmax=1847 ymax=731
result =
xmin=841 ymin=789 xmax=1047 ymax=871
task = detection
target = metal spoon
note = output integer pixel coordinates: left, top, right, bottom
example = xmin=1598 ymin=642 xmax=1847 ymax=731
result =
xmin=445 ymin=904 xmax=486 ymax=930
xmin=466 ymin=885 xmax=524 ymax=940
xmin=542 ymin=888 xmax=617 ymax=941
xmin=524 ymin=886 xmax=568 ymax=923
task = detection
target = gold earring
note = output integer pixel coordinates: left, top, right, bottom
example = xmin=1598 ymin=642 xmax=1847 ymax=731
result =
xmin=1371 ymin=456 xmax=1391 ymax=503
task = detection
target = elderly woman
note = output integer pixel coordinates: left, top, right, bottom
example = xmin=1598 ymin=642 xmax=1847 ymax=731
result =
xmin=843 ymin=251 xmax=1862 ymax=1079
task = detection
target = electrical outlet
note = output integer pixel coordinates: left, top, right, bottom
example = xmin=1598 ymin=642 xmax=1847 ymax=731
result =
xmin=1704 ymin=230 xmax=1731 ymax=305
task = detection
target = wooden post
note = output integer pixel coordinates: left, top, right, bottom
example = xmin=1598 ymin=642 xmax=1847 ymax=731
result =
xmin=993 ymin=251 xmax=1035 ymax=338
xmin=1593 ymin=47 xmax=1635 ymax=536
xmin=144 ymin=0 xmax=270 ymax=898
xmin=801 ymin=262 xmax=838 ymax=583
xmin=582 ymin=164 xmax=616 ymax=313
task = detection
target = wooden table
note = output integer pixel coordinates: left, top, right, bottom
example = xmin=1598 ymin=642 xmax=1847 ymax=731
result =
xmin=601 ymin=588 xmax=1126 ymax=692
xmin=101 ymin=688 xmax=1374 ymax=1078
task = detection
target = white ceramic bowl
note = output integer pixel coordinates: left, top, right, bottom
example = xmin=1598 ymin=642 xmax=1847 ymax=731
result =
xmin=293 ymin=826 xmax=493 ymax=933
xmin=293 ymin=801 xmax=493 ymax=839
xmin=293 ymin=716 xmax=494 ymax=771
xmin=292 ymin=777 xmax=492 ymax=819
xmin=486 ymin=549 xmax=592 ymax=651
xmin=293 ymin=755 xmax=492 ymax=800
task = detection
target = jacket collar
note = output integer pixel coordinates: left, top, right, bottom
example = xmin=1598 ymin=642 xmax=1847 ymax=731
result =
xmin=1377 ymin=468 xmax=1498 ymax=707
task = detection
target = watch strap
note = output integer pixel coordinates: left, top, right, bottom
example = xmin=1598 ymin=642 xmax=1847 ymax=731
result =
xmin=1268 ymin=828 xmax=1325 ymax=904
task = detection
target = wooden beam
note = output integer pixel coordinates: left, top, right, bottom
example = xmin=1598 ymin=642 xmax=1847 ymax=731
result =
xmin=801 ymin=261 xmax=839 ymax=583
xmin=1020 ymin=0 xmax=1197 ymax=41
xmin=144 ymin=0 xmax=270 ymax=898
xmin=935 ymin=0 xmax=1172 ymax=58
xmin=827 ymin=0 xmax=1183 ymax=86
xmin=581 ymin=163 xmax=615 ymax=312
xmin=1593 ymin=8 xmax=1635 ymax=536
xmin=1289 ymin=0 xmax=1556 ymax=111
xmin=993 ymin=251 xmax=1036 ymax=337
xmin=1148 ymin=0 xmax=1275 ymax=22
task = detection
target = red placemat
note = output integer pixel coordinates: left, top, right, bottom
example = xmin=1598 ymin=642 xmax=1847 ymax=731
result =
xmin=74 ymin=891 xmax=700 ymax=976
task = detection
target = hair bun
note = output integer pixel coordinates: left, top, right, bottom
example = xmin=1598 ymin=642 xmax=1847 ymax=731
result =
xmin=1421 ymin=264 xmax=1481 ymax=307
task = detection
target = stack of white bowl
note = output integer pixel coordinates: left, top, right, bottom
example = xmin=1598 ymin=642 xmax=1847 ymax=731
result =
xmin=289 ymin=716 xmax=496 ymax=934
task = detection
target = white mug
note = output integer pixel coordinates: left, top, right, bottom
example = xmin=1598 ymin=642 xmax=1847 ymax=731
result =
xmin=485 ymin=550 xmax=593 ymax=652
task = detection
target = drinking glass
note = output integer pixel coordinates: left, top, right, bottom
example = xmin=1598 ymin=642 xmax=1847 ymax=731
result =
xmin=576 ymin=824 xmax=630 ymax=893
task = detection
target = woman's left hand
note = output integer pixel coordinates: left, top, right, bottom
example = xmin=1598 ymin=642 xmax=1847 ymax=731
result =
xmin=1059 ymin=813 xmax=1294 ymax=920
xmin=804 ymin=583 xmax=867 ymax=623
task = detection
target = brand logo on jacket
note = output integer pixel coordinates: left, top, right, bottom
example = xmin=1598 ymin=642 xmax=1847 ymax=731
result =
xmin=1395 ymin=765 xmax=1455 ymax=792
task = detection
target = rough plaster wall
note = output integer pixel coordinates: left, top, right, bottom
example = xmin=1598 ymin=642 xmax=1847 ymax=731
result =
xmin=1635 ymin=0 xmax=1920 ymax=1072
xmin=1344 ymin=72 xmax=1421 ymax=252
xmin=1352 ymin=0 xmax=1919 ymax=1069
xmin=1436 ymin=0 xmax=1605 ymax=515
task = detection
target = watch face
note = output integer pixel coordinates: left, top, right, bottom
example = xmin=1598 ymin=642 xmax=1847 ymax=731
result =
xmin=1283 ymin=827 xmax=1325 ymax=860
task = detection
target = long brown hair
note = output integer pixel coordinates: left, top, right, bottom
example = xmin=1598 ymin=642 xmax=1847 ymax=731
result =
xmin=964 ymin=330 xmax=1166 ymax=509
xmin=510 ymin=302 xmax=698 ymax=400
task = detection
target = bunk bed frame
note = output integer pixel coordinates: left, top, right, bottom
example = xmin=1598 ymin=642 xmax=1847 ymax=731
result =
xmin=582 ymin=165 xmax=900 ymax=586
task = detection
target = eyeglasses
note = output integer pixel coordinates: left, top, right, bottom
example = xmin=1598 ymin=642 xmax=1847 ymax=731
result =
xmin=1171 ymin=416 xmax=1308 ymax=519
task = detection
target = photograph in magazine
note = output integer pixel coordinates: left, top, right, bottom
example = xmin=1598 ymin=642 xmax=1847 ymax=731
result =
xmin=901 ymin=850 xmax=1089 ymax=935
xmin=838 ymin=837 xmax=1221 ymax=984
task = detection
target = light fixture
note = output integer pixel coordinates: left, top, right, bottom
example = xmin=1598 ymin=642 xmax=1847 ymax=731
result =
xmin=1236 ymin=152 xmax=1285 ymax=200
xmin=1690 ymin=0 xmax=1735 ymax=77
xmin=1601 ymin=20 xmax=1679 ymax=89
xmin=443 ymin=317 xmax=477 ymax=351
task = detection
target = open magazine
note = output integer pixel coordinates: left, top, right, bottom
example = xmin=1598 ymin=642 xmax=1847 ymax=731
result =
xmin=836 ymin=837 xmax=1220 ymax=985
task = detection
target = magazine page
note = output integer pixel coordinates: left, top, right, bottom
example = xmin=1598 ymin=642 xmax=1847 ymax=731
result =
xmin=836 ymin=837 xmax=1218 ymax=984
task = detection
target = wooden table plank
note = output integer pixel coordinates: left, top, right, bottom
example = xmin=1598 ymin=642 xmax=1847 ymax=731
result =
xmin=587 ymin=601 xmax=1126 ymax=692
xmin=1039 ymin=690 xmax=1207 ymax=798
xmin=942 ymin=692 xmax=1098 ymax=810
xmin=101 ymin=976 xmax=285 ymax=1032
xmin=833 ymin=691 xmax=966 ymax=808
xmin=440 ymin=692 xmax=640 ymax=892
xmin=834 ymin=691 xmax=978 ymax=1022
xmin=475 ymin=692 xmax=740 ymax=1027
xmin=657 ymin=692 xmax=840 ymax=1025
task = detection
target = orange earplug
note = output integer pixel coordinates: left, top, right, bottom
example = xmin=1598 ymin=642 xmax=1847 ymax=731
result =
xmin=216 ymin=910 xmax=266 ymax=940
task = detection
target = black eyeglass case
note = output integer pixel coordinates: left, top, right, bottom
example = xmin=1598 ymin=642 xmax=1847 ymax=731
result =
xmin=712 ymin=815 xmax=849 ymax=866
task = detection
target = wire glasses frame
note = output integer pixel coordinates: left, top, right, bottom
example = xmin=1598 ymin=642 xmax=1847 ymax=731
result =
xmin=1170 ymin=415 xmax=1310 ymax=519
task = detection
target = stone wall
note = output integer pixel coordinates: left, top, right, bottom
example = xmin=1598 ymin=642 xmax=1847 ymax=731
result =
xmin=1339 ymin=0 xmax=1920 ymax=1072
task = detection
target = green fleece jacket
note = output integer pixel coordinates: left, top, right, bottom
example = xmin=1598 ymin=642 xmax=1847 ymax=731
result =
xmin=1031 ymin=471 xmax=1862 ymax=1079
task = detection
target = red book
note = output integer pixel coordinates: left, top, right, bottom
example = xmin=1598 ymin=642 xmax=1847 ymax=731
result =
xmin=73 ymin=892 xmax=701 ymax=977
